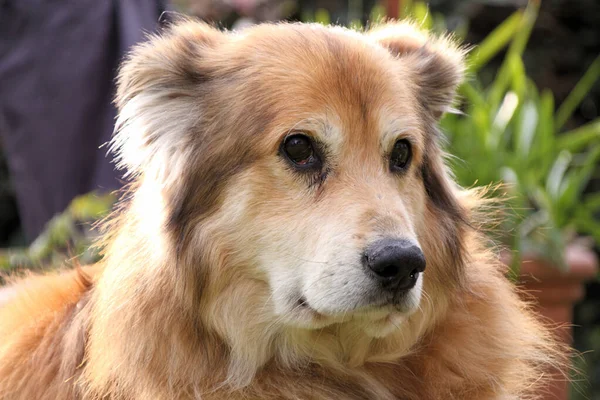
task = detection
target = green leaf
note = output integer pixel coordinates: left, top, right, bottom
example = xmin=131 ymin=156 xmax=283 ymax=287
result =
xmin=432 ymin=12 xmax=449 ymax=36
xmin=487 ymin=1 xmax=538 ymax=109
xmin=347 ymin=0 xmax=363 ymax=28
xmin=399 ymin=0 xmax=413 ymax=19
xmin=368 ymin=4 xmax=386 ymax=25
xmin=508 ymin=234 xmax=522 ymax=281
xmin=558 ymin=145 xmax=600 ymax=212
xmin=573 ymin=208 xmax=600 ymax=243
xmin=536 ymin=89 xmax=555 ymax=171
xmin=508 ymin=53 xmax=527 ymax=98
xmin=315 ymin=8 xmax=330 ymax=25
xmin=531 ymin=184 xmax=553 ymax=213
xmin=301 ymin=10 xmax=314 ymax=23
xmin=540 ymin=227 xmax=568 ymax=270
xmin=459 ymin=82 xmax=487 ymax=108
xmin=556 ymin=55 xmax=600 ymax=130
xmin=411 ymin=2 xmax=432 ymax=30
xmin=349 ymin=19 xmax=363 ymax=30
xmin=69 ymin=192 xmax=116 ymax=221
xmin=490 ymin=91 xmax=519 ymax=148
xmin=519 ymin=211 xmax=567 ymax=269
xmin=515 ymin=100 xmax=538 ymax=161
xmin=487 ymin=60 xmax=513 ymax=112
xmin=467 ymin=11 xmax=522 ymax=73
xmin=583 ymin=192 xmax=600 ymax=211
xmin=557 ymin=119 xmax=600 ymax=153
xmin=506 ymin=0 xmax=539 ymax=59
xmin=546 ymin=150 xmax=572 ymax=200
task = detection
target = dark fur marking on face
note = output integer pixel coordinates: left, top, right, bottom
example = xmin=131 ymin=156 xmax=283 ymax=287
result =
xmin=165 ymin=81 xmax=278 ymax=259
xmin=418 ymin=128 xmax=469 ymax=285
xmin=166 ymin=151 xmax=253 ymax=257
xmin=421 ymin=157 xmax=463 ymax=221
xmin=419 ymin=124 xmax=467 ymax=225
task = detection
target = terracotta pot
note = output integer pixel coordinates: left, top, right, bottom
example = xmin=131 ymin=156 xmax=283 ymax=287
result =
xmin=507 ymin=245 xmax=599 ymax=400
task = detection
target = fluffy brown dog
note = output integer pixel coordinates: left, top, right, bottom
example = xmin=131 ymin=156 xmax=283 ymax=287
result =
xmin=0 ymin=20 xmax=563 ymax=399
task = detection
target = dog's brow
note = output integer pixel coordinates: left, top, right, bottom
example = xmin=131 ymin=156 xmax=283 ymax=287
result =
xmin=285 ymin=117 xmax=329 ymax=136
xmin=381 ymin=125 xmax=416 ymax=147
xmin=323 ymin=124 xmax=336 ymax=138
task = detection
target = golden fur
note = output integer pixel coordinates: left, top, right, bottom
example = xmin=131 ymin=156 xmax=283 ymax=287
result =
xmin=0 ymin=20 xmax=564 ymax=399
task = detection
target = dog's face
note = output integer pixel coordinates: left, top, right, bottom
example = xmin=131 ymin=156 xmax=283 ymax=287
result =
xmin=113 ymin=22 xmax=468 ymax=338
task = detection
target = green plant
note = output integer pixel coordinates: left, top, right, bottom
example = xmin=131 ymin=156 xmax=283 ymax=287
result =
xmin=0 ymin=192 xmax=116 ymax=278
xmin=436 ymin=1 xmax=600 ymax=272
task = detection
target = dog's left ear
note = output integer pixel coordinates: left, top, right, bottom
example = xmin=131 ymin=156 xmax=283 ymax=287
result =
xmin=369 ymin=22 xmax=466 ymax=119
xmin=111 ymin=21 xmax=225 ymax=185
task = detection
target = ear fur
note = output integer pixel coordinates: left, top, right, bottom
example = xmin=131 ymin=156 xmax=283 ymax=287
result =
xmin=111 ymin=20 xmax=224 ymax=186
xmin=369 ymin=21 xmax=467 ymax=119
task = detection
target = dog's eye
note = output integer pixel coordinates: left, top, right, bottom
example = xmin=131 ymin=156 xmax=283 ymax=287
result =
xmin=390 ymin=139 xmax=412 ymax=172
xmin=283 ymin=134 xmax=319 ymax=168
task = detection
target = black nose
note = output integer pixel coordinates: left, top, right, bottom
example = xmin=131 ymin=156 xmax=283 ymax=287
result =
xmin=363 ymin=239 xmax=426 ymax=290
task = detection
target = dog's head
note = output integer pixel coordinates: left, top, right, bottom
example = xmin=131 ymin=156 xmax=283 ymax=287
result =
xmin=112 ymin=21 xmax=469 ymax=343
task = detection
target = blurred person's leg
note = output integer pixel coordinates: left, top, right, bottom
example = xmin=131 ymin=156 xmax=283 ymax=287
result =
xmin=0 ymin=0 xmax=166 ymax=241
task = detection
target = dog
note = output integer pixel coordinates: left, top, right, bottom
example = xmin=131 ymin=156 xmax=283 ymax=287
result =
xmin=0 ymin=20 xmax=564 ymax=399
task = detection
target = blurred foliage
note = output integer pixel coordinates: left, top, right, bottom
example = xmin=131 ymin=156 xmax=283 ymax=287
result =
xmin=436 ymin=1 xmax=600 ymax=272
xmin=0 ymin=192 xmax=115 ymax=281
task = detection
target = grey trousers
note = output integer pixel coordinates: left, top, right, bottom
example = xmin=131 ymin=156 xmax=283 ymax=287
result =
xmin=0 ymin=0 xmax=166 ymax=240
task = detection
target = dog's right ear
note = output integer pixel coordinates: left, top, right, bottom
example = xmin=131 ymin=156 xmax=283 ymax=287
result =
xmin=369 ymin=21 xmax=466 ymax=120
xmin=111 ymin=21 xmax=224 ymax=186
